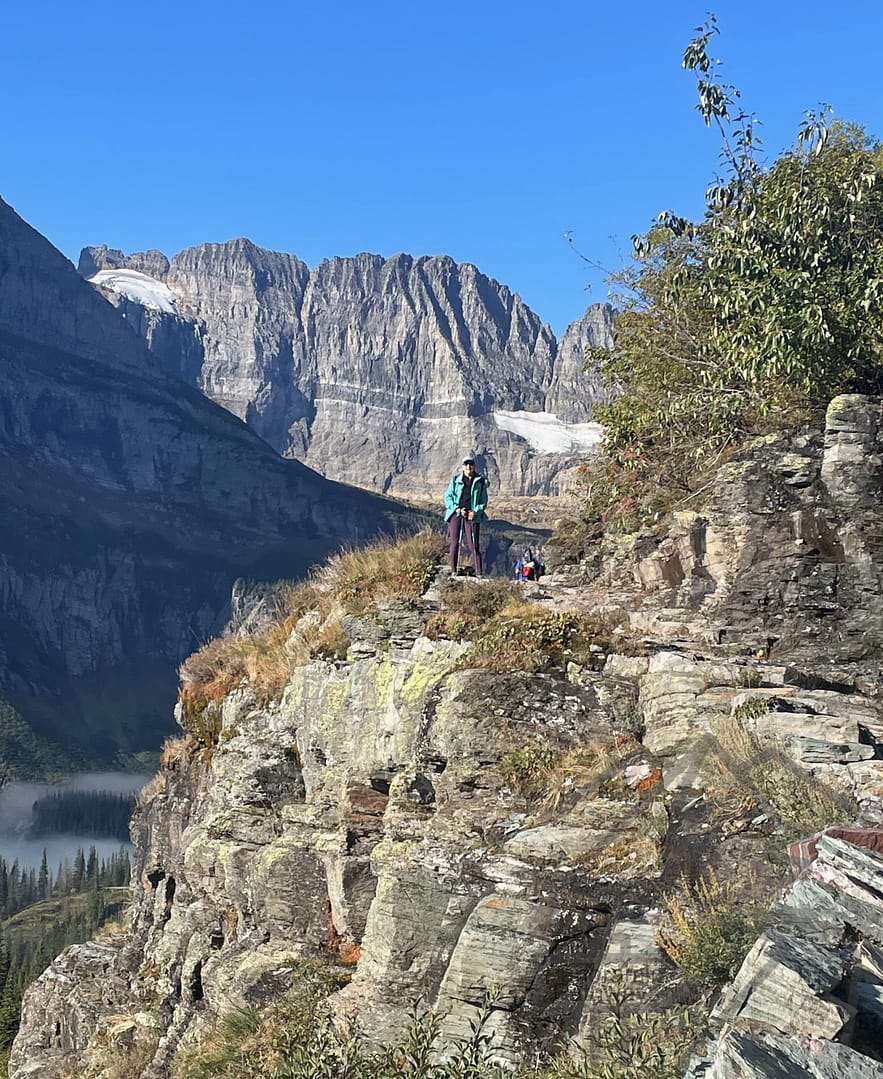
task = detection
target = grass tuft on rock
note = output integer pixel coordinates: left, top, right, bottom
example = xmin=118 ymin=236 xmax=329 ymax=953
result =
xmin=459 ymin=604 xmax=633 ymax=674
xmin=656 ymin=868 xmax=771 ymax=988
xmin=425 ymin=578 xmax=520 ymax=641
xmin=707 ymin=714 xmax=858 ymax=831
xmin=177 ymin=531 xmax=444 ymax=744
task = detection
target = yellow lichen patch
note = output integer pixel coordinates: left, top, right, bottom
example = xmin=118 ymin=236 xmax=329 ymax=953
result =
xmin=399 ymin=641 xmax=459 ymax=706
xmin=370 ymin=653 xmax=397 ymax=709
xmin=293 ymin=662 xmax=352 ymax=718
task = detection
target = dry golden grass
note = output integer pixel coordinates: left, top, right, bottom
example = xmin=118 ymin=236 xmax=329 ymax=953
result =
xmin=317 ymin=529 xmax=445 ymax=615
xmin=425 ymin=577 xmax=519 ymax=640
xmin=707 ymin=714 xmax=857 ymax=831
xmin=177 ymin=531 xmax=445 ymax=744
xmin=134 ymin=771 xmax=166 ymax=810
xmin=579 ymin=832 xmax=662 ymax=879
xmin=501 ymin=739 xmax=634 ymax=808
xmin=657 ymin=868 xmax=771 ymax=987
xmin=159 ymin=735 xmax=193 ymax=768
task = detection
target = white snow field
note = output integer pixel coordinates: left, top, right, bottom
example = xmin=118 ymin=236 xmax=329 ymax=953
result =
xmin=492 ymin=410 xmax=603 ymax=454
xmin=89 ymin=269 xmax=179 ymax=314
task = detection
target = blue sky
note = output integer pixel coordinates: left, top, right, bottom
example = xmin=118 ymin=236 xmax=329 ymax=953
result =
xmin=2 ymin=1 xmax=880 ymax=335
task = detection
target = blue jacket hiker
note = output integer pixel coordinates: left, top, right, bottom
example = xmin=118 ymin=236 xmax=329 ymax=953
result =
xmin=514 ymin=547 xmax=545 ymax=581
xmin=445 ymin=458 xmax=488 ymax=578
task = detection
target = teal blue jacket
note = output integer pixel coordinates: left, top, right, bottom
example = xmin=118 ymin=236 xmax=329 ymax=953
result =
xmin=444 ymin=473 xmax=488 ymax=522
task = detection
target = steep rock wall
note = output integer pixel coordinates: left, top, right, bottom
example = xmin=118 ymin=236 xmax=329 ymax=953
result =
xmin=16 ymin=398 xmax=883 ymax=1076
xmin=9 ymin=608 xmax=666 ymax=1075
xmin=579 ymin=395 xmax=883 ymax=672
xmin=81 ymin=243 xmax=611 ymax=497
xmin=13 ymin=593 xmax=883 ymax=1076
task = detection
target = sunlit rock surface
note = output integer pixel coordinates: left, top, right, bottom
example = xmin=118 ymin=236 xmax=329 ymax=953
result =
xmin=12 ymin=397 xmax=883 ymax=1077
xmin=80 ymin=242 xmax=613 ymax=496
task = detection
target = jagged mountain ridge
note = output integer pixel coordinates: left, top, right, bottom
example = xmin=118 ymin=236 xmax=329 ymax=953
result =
xmin=0 ymin=198 xmax=408 ymax=761
xmin=80 ymin=241 xmax=611 ymax=497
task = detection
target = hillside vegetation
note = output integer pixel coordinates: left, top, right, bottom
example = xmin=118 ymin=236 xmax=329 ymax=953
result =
xmin=0 ymin=850 xmax=131 ymax=1070
xmin=575 ymin=16 xmax=883 ymax=534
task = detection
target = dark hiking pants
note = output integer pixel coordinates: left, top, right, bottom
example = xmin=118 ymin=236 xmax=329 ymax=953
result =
xmin=448 ymin=514 xmax=483 ymax=576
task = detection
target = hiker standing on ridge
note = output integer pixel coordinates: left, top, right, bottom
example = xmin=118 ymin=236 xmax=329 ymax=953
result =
xmin=445 ymin=457 xmax=488 ymax=578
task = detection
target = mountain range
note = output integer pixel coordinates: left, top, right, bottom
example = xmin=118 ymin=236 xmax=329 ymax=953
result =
xmin=79 ymin=241 xmax=611 ymax=498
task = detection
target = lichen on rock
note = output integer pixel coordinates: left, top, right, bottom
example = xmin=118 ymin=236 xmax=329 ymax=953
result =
xmin=13 ymin=397 xmax=883 ymax=1078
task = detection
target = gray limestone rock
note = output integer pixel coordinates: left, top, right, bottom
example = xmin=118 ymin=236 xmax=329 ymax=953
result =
xmin=711 ymin=929 xmax=853 ymax=1038
xmin=690 ymin=834 xmax=883 ymax=1077
xmin=575 ymin=917 xmax=686 ymax=1048
xmin=707 ymin=1028 xmax=883 ymax=1078
xmin=80 ymin=240 xmax=612 ymax=496
xmin=78 ymin=243 xmax=171 ymax=279
xmin=591 ymin=399 xmax=883 ymax=671
xmin=14 ymin=386 xmax=883 ymax=1077
xmin=9 ymin=633 xmax=638 ymax=1075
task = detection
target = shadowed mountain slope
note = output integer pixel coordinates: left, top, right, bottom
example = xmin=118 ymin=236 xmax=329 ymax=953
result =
xmin=0 ymin=199 xmax=407 ymax=765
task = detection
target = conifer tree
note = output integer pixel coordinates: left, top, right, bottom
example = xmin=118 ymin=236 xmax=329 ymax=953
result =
xmin=86 ymin=847 xmax=98 ymax=886
xmin=37 ymin=850 xmax=49 ymax=901
xmin=72 ymin=848 xmax=86 ymax=892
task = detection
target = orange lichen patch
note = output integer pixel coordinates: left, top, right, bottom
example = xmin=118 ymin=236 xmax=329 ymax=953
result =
xmin=482 ymin=896 xmax=513 ymax=910
xmin=339 ymin=941 xmax=362 ymax=965
xmin=636 ymin=768 xmax=664 ymax=794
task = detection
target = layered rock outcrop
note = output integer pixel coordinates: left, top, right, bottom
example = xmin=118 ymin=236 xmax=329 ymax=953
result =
xmin=576 ymin=394 xmax=883 ymax=673
xmin=686 ymin=832 xmax=883 ymax=1077
xmin=12 ymin=397 xmax=883 ymax=1077
xmin=80 ymin=242 xmax=611 ymax=497
xmin=8 ymin=591 xmax=668 ymax=1076
xmin=0 ymin=199 xmax=408 ymax=761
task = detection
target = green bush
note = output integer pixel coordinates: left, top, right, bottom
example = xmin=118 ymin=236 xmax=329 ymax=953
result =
xmin=463 ymin=606 xmax=578 ymax=672
xmin=544 ymin=990 xmax=701 ymax=1079
xmin=460 ymin=603 xmax=633 ymax=674
xmin=585 ymin=17 xmax=883 ymax=526
xmin=175 ymin=962 xmax=515 ymax=1079
xmin=501 ymin=744 xmax=559 ymax=800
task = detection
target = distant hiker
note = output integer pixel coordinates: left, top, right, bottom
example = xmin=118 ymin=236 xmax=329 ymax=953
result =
xmin=445 ymin=457 xmax=488 ymax=578
xmin=514 ymin=547 xmax=544 ymax=581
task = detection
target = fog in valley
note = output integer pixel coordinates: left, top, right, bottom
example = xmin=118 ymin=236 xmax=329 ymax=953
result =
xmin=0 ymin=772 xmax=150 ymax=871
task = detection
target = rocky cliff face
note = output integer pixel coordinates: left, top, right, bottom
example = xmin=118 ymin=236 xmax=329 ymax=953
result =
xmin=12 ymin=396 xmax=883 ymax=1077
xmin=0 ymin=199 xmax=408 ymax=762
xmin=582 ymin=393 xmax=883 ymax=673
xmin=80 ymin=242 xmax=611 ymax=497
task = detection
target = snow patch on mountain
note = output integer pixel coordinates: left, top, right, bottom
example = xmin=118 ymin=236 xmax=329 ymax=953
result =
xmin=89 ymin=269 xmax=179 ymax=314
xmin=492 ymin=410 xmax=603 ymax=454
